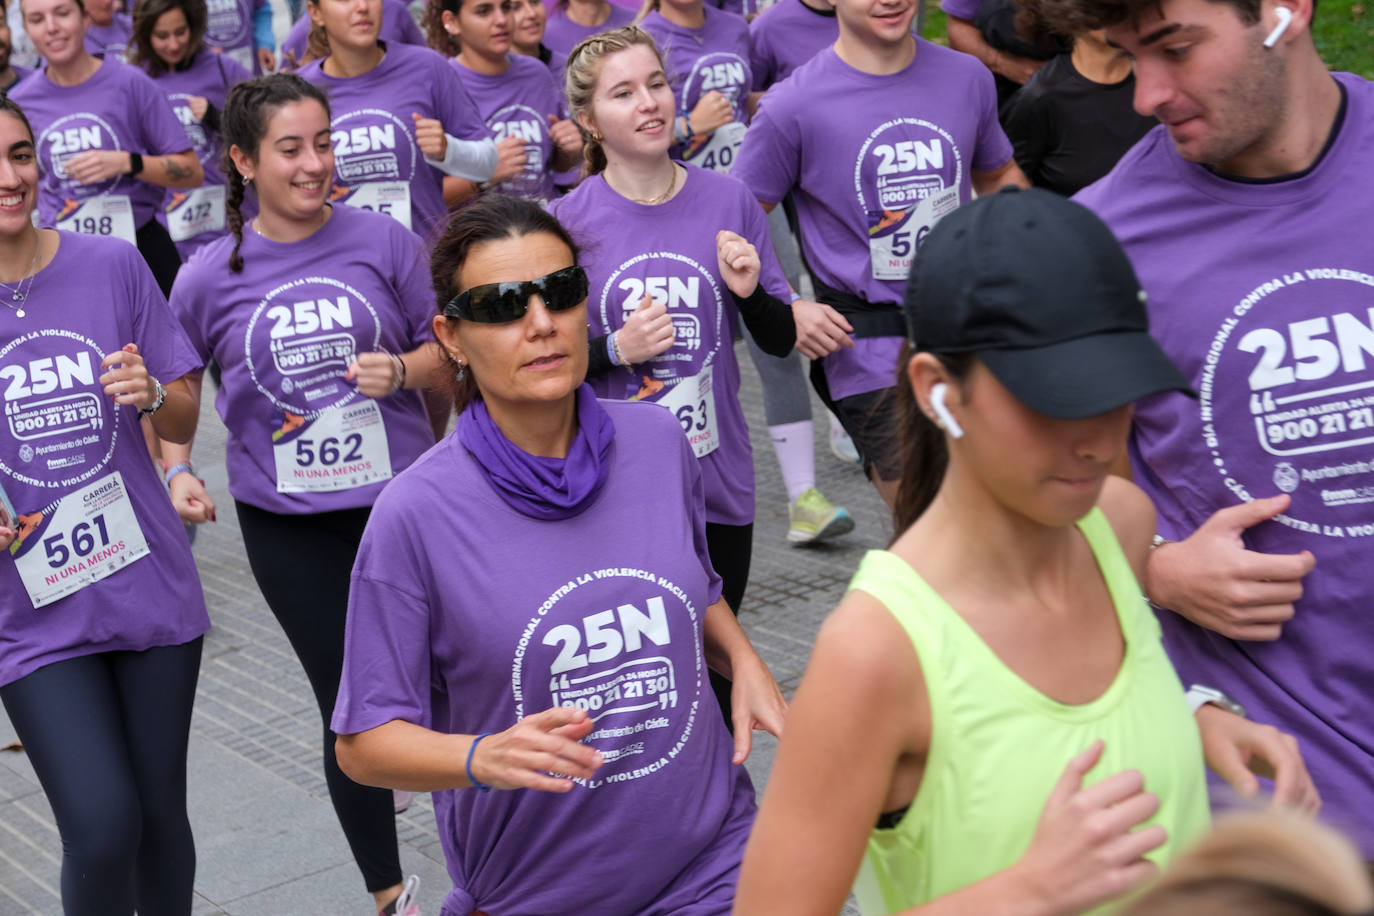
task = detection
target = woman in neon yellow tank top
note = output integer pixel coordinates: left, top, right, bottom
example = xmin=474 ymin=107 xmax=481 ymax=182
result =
xmin=734 ymin=188 xmax=1321 ymax=916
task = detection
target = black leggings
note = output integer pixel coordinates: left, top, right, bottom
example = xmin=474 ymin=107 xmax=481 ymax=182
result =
xmin=0 ymin=638 xmax=203 ymax=916
xmin=234 ymin=501 xmax=401 ymax=894
xmin=705 ymin=521 xmax=752 ymax=731
xmin=135 ymin=218 xmax=182 ymax=299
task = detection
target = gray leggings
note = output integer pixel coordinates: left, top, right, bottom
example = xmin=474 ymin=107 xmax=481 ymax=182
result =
xmin=742 ymin=204 xmax=812 ymax=427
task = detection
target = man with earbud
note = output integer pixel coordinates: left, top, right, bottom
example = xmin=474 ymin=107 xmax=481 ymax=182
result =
xmin=1036 ymin=0 xmax=1374 ymax=858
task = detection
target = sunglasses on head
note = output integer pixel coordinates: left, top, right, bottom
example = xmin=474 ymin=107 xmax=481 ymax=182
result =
xmin=443 ymin=265 xmax=589 ymax=324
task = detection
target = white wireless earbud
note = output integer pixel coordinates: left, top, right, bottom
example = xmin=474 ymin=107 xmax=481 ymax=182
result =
xmin=1263 ymin=7 xmax=1292 ymax=47
xmin=929 ymin=383 xmax=965 ymax=440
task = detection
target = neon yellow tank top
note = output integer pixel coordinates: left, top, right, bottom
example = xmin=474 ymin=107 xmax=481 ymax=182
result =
xmin=850 ymin=508 xmax=1210 ymax=915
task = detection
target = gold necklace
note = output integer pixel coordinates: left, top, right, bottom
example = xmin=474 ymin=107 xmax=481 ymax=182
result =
xmin=627 ymin=164 xmax=678 ymax=206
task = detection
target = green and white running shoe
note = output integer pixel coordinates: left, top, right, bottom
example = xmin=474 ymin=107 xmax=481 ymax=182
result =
xmin=787 ymin=488 xmax=856 ymax=545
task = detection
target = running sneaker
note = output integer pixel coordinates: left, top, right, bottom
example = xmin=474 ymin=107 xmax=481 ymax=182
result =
xmin=787 ymin=488 xmax=856 ymax=545
xmin=393 ymin=789 xmax=413 ymax=814
xmin=828 ymin=416 xmax=862 ymax=466
xmin=381 ymin=875 xmax=421 ymax=916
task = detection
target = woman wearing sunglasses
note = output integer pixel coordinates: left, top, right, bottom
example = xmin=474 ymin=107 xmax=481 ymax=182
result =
xmin=332 ymin=192 xmax=786 ymax=916
xmin=158 ymin=74 xmax=442 ymax=916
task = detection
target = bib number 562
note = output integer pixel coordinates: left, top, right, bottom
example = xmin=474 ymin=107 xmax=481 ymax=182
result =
xmin=295 ymin=433 xmax=363 ymax=466
xmin=44 ymin=514 xmax=110 ymax=568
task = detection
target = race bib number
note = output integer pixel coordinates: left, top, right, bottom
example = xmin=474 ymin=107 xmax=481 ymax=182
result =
xmin=655 ymin=366 xmax=718 ymax=458
xmin=56 ymin=195 xmax=137 ymax=246
xmin=12 ymin=471 xmax=150 ymax=608
xmin=687 ymin=121 xmax=746 ymax=174
xmin=166 ymin=185 xmax=226 ymax=241
xmin=869 ymin=185 xmax=959 ymax=281
xmin=271 ymin=399 xmax=393 ymax=493
xmin=337 ymin=181 xmax=412 ymax=230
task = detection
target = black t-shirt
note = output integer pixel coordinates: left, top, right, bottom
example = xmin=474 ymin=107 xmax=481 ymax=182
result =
xmin=999 ymin=53 xmax=1156 ymax=196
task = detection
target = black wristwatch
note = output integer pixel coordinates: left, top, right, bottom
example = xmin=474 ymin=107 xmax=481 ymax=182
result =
xmin=127 ymin=151 xmax=144 ymax=177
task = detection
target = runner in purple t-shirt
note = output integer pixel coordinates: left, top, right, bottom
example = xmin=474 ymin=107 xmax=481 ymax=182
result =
xmin=12 ymin=0 xmax=204 ymax=296
xmin=160 ymin=74 xmax=443 ymax=916
xmin=441 ymin=0 xmax=582 ymax=202
xmin=552 ymin=27 xmax=847 ymax=719
xmin=130 ymin=0 xmax=255 ymax=262
xmin=82 ymin=0 xmax=131 ymax=57
xmin=297 ymin=0 xmax=505 ymax=245
xmin=279 ymin=0 xmax=423 ymax=68
xmin=333 ymin=193 xmax=785 ymax=916
xmin=0 ymin=95 xmax=208 ymax=916
xmin=544 ymin=0 xmax=633 ymax=52
xmin=733 ymin=0 xmax=1024 ymax=508
xmin=1039 ymin=0 xmax=1374 ymax=856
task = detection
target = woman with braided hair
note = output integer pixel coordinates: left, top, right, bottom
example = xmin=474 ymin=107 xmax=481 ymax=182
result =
xmin=158 ymin=73 xmax=443 ymax=916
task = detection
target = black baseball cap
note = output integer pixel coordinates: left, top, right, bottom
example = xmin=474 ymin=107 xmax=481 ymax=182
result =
xmin=904 ymin=187 xmax=1194 ymax=419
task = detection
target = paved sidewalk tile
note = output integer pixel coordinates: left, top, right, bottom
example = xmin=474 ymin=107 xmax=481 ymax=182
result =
xmin=0 ymin=341 xmax=885 ymax=915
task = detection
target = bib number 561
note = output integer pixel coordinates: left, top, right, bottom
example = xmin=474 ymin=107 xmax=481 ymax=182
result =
xmin=44 ymin=514 xmax=110 ymax=568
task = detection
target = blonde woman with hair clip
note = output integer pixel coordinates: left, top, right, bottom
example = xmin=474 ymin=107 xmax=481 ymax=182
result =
xmin=1119 ymin=812 xmax=1374 ymax=916
xmin=550 ymin=25 xmax=849 ymax=724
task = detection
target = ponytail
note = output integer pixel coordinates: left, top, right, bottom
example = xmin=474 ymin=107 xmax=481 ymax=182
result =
xmin=424 ymin=0 xmax=462 ymax=57
xmin=225 ymin=166 xmax=247 ymax=272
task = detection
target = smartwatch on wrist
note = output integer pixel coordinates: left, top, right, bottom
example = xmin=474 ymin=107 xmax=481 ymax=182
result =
xmin=127 ymin=151 xmax=144 ymax=177
xmin=1185 ymin=684 xmax=1247 ymax=718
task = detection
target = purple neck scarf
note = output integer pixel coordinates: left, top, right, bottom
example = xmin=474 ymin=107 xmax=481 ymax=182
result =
xmin=457 ymin=383 xmax=616 ymax=520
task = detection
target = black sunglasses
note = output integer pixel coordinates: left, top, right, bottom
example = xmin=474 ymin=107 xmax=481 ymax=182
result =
xmin=443 ymin=265 xmax=589 ymax=323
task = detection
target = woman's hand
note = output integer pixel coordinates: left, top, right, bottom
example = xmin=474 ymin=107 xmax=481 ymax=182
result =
xmin=728 ymin=650 xmax=787 ymax=764
xmin=1009 ymin=741 xmax=1167 ymax=916
xmin=689 ymin=90 xmax=734 ymax=136
xmin=257 ymin=46 xmax=277 ymax=72
xmin=99 ymin=344 xmax=158 ymax=410
xmin=169 ymin=471 xmax=217 ymax=525
xmin=491 ymin=136 xmax=528 ymax=184
xmin=65 ymin=149 xmax=135 ymax=185
xmin=187 ymin=95 xmax=210 ymax=121
xmin=614 ymin=292 xmax=674 ymax=364
xmin=469 ymin=706 xmax=605 ymax=792
xmin=0 ymin=522 xmax=15 ymax=552
xmin=715 ymin=229 xmax=760 ymax=299
xmin=547 ymin=113 xmax=582 ymax=158
xmin=346 ymin=352 xmax=404 ymax=398
xmin=411 ymin=112 xmax=447 ymax=160
xmin=1196 ymin=703 xmax=1320 ymax=812
xmin=791 ymin=298 xmax=854 ymax=359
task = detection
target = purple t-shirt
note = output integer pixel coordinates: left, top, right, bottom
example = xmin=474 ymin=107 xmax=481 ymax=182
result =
xmin=333 ymin=399 xmax=755 ymax=916
xmin=640 ymin=7 xmax=753 ymax=173
xmin=748 ymin=0 xmax=837 ymax=90
xmin=0 ymin=232 xmax=209 ymax=687
xmin=549 ymin=165 xmax=789 ymax=526
xmin=1076 ymin=73 xmax=1374 ymax=855
xmin=734 ymin=42 xmax=1011 ymax=400
xmin=451 ymin=54 xmax=565 ymax=202
xmin=203 ymin=0 xmax=268 ymax=72
xmin=168 ymin=204 xmax=437 ymax=515
xmin=280 ymin=0 xmax=426 ymax=68
xmin=84 ymin=13 xmax=133 ymax=59
xmin=298 ymin=42 xmax=489 ymax=245
xmin=542 ymin=2 xmax=635 ymax=54
xmin=11 ymin=59 xmax=195 ymax=230
xmin=150 ymin=49 xmax=255 ymax=261
xmin=940 ymin=0 xmax=978 ymax=19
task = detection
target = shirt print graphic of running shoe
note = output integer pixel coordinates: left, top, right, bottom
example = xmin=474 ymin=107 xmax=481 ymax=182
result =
xmin=511 ymin=565 xmax=706 ymax=790
xmin=856 ymin=118 xmax=964 ymax=282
